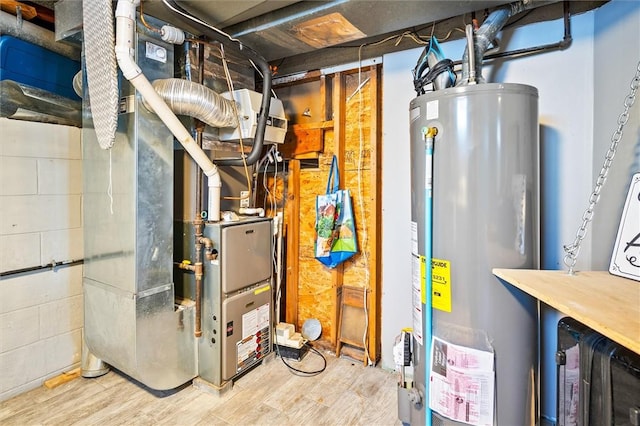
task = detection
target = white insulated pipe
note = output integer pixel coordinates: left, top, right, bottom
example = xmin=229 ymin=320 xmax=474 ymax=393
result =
xmin=114 ymin=0 xmax=221 ymax=221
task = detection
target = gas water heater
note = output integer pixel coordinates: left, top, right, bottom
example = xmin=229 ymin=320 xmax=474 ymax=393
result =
xmin=408 ymin=83 xmax=540 ymax=425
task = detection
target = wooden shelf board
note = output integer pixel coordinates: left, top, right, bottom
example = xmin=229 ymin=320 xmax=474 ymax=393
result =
xmin=493 ymin=269 xmax=640 ymax=355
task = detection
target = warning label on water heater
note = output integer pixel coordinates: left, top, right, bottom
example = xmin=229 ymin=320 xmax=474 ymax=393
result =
xmin=431 ymin=258 xmax=451 ymax=312
xmin=417 ymin=256 xmax=452 ymax=312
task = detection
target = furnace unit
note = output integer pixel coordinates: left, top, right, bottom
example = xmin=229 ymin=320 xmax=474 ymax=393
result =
xmin=177 ymin=218 xmax=273 ymax=388
xmin=82 ymin=10 xmax=275 ymax=391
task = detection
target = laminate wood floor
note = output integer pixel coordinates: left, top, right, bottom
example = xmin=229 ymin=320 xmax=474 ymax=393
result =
xmin=0 ymin=349 xmax=402 ymax=426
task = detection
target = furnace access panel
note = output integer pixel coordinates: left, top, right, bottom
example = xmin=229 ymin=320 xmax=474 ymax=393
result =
xmin=197 ymin=217 xmax=273 ymax=387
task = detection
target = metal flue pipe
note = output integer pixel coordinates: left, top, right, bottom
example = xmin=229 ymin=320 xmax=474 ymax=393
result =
xmin=460 ymin=1 xmax=530 ymax=85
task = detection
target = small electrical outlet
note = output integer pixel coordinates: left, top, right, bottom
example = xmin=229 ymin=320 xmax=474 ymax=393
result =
xmin=240 ymin=191 xmax=250 ymax=208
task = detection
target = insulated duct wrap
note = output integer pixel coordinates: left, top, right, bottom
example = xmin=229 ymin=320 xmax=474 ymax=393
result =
xmin=148 ymin=78 xmax=238 ymax=129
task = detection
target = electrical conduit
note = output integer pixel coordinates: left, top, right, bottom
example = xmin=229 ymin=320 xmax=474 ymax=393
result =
xmin=114 ymin=0 xmax=222 ymax=221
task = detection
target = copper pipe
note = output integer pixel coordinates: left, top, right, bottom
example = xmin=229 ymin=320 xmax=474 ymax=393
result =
xmin=193 ymin=217 xmax=204 ymax=338
xmin=193 ymin=262 xmax=203 ymax=338
xmin=198 ymin=236 xmax=216 ymax=261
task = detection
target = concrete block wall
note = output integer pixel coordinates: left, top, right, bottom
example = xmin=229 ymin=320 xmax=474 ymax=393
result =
xmin=0 ymin=118 xmax=83 ymax=402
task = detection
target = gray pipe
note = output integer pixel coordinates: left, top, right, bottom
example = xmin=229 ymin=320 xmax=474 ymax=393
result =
xmin=0 ymin=11 xmax=80 ymax=60
xmin=460 ymin=1 xmax=529 ymax=85
xmin=147 ymin=78 xmax=239 ymax=129
xmin=465 ymin=24 xmax=477 ymax=85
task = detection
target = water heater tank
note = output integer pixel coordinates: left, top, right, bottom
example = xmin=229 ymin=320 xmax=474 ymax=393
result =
xmin=409 ymin=83 xmax=539 ymax=425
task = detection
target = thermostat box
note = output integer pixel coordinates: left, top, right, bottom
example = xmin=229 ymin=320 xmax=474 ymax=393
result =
xmin=0 ymin=35 xmax=80 ymax=100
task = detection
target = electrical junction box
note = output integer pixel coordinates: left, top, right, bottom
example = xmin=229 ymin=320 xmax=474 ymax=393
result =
xmin=219 ymin=89 xmax=287 ymax=144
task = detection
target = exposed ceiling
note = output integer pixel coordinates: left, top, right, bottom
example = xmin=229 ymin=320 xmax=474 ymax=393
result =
xmin=141 ymin=0 xmax=607 ymax=75
xmin=146 ymin=0 xmax=518 ymax=61
xmin=30 ymin=0 xmax=607 ymax=75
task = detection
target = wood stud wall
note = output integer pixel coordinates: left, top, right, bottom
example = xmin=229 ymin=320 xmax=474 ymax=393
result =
xmin=279 ymin=65 xmax=382 ymax=363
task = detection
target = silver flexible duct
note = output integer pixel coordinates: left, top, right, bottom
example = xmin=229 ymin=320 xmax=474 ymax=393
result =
xmin=82 ymin=0 xmax=119 ymax=149
xmin=460 ymin=1 xmax=529 ymax=85
xmin=146 ymin=78 xmax=238 ymax=129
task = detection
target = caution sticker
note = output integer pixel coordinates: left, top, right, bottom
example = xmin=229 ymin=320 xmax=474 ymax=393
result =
xmin=420 ymin=257 xmax=452 ymax=312
xmin=431 ymin=258 xmax=451 ymax=312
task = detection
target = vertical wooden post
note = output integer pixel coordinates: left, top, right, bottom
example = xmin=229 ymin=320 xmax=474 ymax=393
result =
xmin=368 ymin=65 xmax=382 ymax=363
xmin=330 ymin=72 xmax=346 ymax=347
xmin=285 ymin=159 xmax=300 ymax=326
xmin=320 ymin=74 xmax=329 ymax=121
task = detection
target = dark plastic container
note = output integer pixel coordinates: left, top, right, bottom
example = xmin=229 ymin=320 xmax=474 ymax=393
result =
xmin=557 ymin=316 xmax=640 ymax=426
xmin=0 ymin=35 xmax=80 ymax=100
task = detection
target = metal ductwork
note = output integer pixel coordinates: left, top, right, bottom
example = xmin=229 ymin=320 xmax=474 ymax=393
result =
xmin=0 ymin=10 xmax=79 ymax=60
xmin=147 ymin=78 xmax=239 ymax=129
xmin=0 ymin=10 xmax=81 ymax=126
xmin=82 ymin=2 xmax=277 ymax=392
xmin=159 ymin=0 xmax=274 ymax=167
xmin=2 ymin=0 xmax=608 ymax=130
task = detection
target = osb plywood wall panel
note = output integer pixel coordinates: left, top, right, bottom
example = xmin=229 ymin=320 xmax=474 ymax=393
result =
xmin=341 ymin=72 xmax=374 ymax=291
xmin=343 ymin=170 xmax=372 ymax=289
xmin=298 ymin=170 xmax=324 ymax=259
xmin=294 ymin=69 xmax=377 ymax=345
xmin=343 ymin=74 xmax=373 ymax=172
xmin=297 ymin=167 xmax=333 ymax=337
xmin=297 ymin=259 xmax=334 ymax=336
